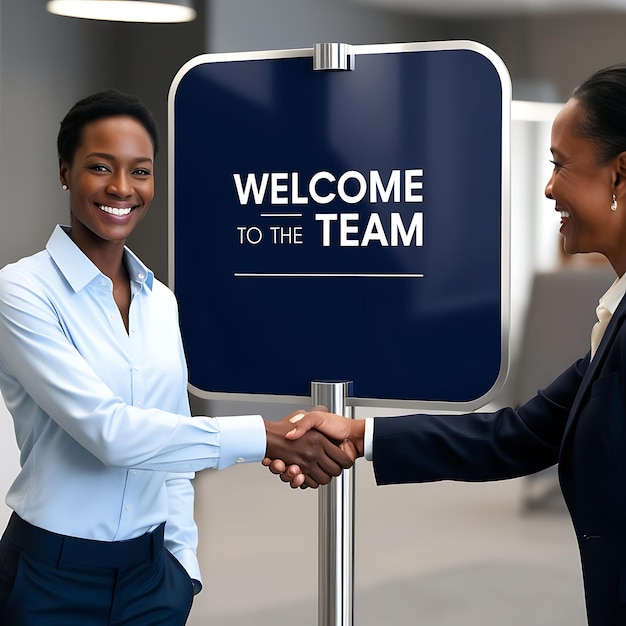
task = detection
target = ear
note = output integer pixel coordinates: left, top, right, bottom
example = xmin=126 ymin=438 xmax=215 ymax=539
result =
xmin=614 ymin=152 xmax=626 ymax=196
xmin=59 ymin=160 xmax=69 ymax=188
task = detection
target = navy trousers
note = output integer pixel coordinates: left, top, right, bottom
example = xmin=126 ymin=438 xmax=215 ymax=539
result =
xmin=0 ymin=514 xmax=194 ymax=625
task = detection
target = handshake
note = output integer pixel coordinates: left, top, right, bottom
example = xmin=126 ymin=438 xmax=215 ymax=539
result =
xmin=263 ymin=407 xmax=366 ymax=489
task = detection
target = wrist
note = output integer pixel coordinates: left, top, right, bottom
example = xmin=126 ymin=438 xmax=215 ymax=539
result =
xmin=351 ymin=419 xmax=366 ymax=457
xmin=264 ymin=419 xmax=287 ymax=458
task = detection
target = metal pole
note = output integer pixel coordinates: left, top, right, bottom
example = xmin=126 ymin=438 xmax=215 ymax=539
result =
xmin=311 ymin=380 xmax=354 ymax=626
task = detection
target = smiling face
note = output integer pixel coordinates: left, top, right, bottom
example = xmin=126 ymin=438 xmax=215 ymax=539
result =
xmin=59 ymin=115 xmax=155 ymax=255
xmin=544 ymin=98 xmax=626 ymax=272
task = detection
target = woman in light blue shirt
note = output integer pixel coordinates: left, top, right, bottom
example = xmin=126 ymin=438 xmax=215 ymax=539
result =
xmin=0 ymin=89 xmax=351 ymax=625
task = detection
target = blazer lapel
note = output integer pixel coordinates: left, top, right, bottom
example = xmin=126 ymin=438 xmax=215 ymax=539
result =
xmin=561 ymin=297 xmax=626 ymax=448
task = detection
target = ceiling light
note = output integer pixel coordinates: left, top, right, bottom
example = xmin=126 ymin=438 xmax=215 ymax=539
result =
xmin=46 ymin=0 xmax=196 ymax=23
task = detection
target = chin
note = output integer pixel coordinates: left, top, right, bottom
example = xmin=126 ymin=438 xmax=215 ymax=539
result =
xmin=562 ymin=237 xmax=585 ymax=255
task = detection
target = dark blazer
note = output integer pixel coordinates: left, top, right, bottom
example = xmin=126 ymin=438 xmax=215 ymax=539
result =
xmin=372 ymin=295 xmax=626 ymax=626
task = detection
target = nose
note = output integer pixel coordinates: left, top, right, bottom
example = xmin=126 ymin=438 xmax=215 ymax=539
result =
xmin=106 ymin=172 xmax=132 ymax=197
xmin=544 ymin=173 xmax=554 ymax=200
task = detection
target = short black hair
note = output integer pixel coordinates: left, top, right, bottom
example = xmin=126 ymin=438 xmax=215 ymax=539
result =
xmin=57 ymin=88 xmax=159 ymax=164
xmin=572 ymin=63 xmax=626 ymax=164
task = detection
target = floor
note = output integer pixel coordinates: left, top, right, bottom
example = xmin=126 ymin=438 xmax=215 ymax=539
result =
xmin=188 ymin=460 xmax=586 ymax=626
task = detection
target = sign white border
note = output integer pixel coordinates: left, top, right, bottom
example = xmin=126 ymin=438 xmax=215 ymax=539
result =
xmin=168 ymin=40 xmax=511 ymax=412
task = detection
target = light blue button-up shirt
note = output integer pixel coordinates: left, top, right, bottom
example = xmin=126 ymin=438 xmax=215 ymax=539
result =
xmin=0 ymin=225 xmax=266 ymax=582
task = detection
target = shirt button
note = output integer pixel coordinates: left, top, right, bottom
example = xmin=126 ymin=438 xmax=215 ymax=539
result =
xmin=235 ymin=457 xmax=245 ymax=464
xmin=126 ymin=504 xmax=133 ymax=511
xmin=136 ymin=400 xmax=143 ymax=407
xmin=132 ymin=471 xmax=137 ymax=476
xmin=134 ymin=365 xmax=141 ymax=371
xmin=137 ymin=273 xmax=145 ymax=280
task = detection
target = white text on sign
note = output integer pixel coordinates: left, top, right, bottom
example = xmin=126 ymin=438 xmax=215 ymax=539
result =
xmin=233 ymin=169 xmax=424 ymax=247
xmin=233 ymin=169 xmax=423 ymax=205
xmin=315 ymin=213 xmax=423 ymax=247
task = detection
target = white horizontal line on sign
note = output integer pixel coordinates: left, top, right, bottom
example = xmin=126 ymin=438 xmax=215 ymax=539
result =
xmin=233 ymin=273 xmax=425 ymax=278
xmin=259 ymin=213 xmax=304 ymax=218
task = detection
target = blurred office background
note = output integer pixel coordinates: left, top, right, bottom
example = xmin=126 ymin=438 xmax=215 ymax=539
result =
xmin=0 ymin=0 xmax=623 ymax=623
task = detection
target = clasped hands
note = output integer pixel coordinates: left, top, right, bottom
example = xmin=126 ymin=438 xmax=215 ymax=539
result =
xmin=263 ymin=406 xmax=366 ymax=489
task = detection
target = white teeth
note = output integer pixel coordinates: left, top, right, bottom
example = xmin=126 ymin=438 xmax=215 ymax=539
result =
xmin=99 ymin=205 xmax=132 ymax=216
xmin=560 ymin=211 xmax=570 ymax=218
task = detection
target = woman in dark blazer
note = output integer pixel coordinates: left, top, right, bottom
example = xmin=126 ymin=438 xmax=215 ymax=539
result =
xmin=268 ymin=63 xmax=626 ymax=625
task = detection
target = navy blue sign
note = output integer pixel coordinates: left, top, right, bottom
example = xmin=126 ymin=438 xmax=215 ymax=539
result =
xmin=169 ymin=41 xmax=510 ymax=408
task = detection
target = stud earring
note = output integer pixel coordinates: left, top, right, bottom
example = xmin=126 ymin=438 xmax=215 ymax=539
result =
xmin=62 ymin=184 xmax=68 ymax=191
xmin=611 ymin=194 xmax=618 ymax=211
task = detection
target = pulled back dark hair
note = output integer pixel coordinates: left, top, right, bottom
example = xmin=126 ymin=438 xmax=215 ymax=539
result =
xmin=573 ymin=63 xmax=626 ymax=164
xmin=57 ymin=89 xmax=159 ymax=164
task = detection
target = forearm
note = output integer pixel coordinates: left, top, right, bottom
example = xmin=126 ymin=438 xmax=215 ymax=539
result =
xmin=371 ymin=358 xmax=585 ymax=485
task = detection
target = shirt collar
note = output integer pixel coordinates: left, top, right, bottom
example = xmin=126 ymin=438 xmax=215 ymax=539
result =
xmin=46 ymin=225 xmax=154 ymax=293
xmin=598 ymin=271 xmax=626 ymax=316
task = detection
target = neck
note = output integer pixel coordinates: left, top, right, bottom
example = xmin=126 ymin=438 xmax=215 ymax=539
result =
xmin=68 ymin=228 xmax=127 ymax=283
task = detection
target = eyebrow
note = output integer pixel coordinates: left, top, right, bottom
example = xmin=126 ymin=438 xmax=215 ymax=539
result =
xmin=86 ymin=152 xmax=153 ymax=164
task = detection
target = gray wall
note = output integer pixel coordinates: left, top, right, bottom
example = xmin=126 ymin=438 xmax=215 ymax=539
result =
xmin=207 ymin=0 xmax=446 ymax=52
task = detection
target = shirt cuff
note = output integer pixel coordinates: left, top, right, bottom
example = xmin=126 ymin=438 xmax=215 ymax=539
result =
xmin=364 ymin=417 xmax=374 ymax=461
xmin=214 ymin=414 xmax=266 ymax=470
xmin=171 ymin=547 xmax=202 ymax=585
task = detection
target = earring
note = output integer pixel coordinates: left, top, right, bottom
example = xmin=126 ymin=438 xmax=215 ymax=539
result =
xmin=611 ymin=194 xmax=618 ymax=211
xmin=62 ymin=184 xmax=68 ymax=191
